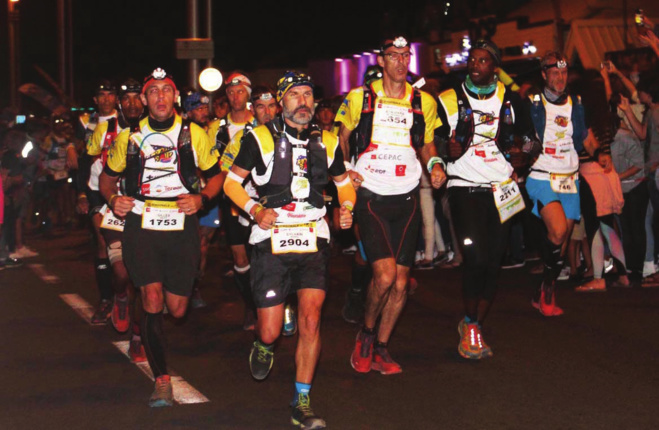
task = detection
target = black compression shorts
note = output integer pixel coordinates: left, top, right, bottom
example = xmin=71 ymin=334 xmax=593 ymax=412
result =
xmin=355 ymin=187 xmax=421 ymax=267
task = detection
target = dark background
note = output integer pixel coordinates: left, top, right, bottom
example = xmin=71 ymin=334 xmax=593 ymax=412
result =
xmin=0 ymin=0 xmax=527 ymax=108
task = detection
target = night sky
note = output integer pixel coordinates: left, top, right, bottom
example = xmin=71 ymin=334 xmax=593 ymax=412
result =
xmin=1 ymin=0 xmax=527 ymax=110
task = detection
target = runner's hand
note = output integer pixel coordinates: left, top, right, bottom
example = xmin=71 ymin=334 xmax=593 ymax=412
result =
xmin=430 ymin=164 xmax=446 ymax=189
xmin=349 ymin=170 xmax=364 ymax=190
xmin=112 ymin=196 xmax=135 ymax=217
xmin=339 ymin=204 xmax=353 ymax=230
xmin=255 ymin=208 xmax=278 ymax=230
xmin=76 ymin=195 xmax=89 ymax=215
xmin=177 ymin=194 xmax=202 ymax=215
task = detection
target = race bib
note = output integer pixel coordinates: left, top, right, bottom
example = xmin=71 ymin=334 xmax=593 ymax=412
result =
xmin=271 ymin=222 xmax=317 ymax=254
xmin=372 ymin=98 xmax=413 ymax=147
xmin=53 ymin=170 xmax=68 ymax=181
xmin=550 ymin=172 xmax=578 ymax=194
xmin=141 ymin=200 xmax=185 ymax=231
xmin=492 ymin=178 xmax=525 ymax=224
xmin=100 ymin=204 xmax=125 ymax=232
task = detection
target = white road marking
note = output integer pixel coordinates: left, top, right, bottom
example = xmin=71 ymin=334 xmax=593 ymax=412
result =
xmin=113 ymin=341 xmax=210 ymax=405
xmin=28 ymin=263 xmax=60 ymax=284
xmin=59 ymin=293 xmax=94 ymax=324
xmin=58 ymin=292 xmax=209 ymax=405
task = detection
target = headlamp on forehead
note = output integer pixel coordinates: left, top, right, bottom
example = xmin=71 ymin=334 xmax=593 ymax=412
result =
xmin=276 ymin=71 xmax=314 ymax=102
xmin=152 ymin=68 xmax=167 ymax=80
xmin=380 ymin=36 xmax=409 ymax=53
xmin=543 ymin=60 xmax=568 ymax=71
xmin=258 ymin=93 xmax=273 ymax=101
xmin=142 ymin=68 xmax=177 ymax=94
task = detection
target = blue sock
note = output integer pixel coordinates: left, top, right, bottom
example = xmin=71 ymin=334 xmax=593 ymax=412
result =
xmin=294 ymin=382 xmax=311 ymax=403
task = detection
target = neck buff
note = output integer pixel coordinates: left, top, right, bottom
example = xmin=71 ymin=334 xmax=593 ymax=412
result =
xmin=543 ymin=87 xmax=568 ymax=104
xmin=148 ymin=115 xmax=175 ymax=132
xmin=465 ymin=75 xmax=498 ymax=95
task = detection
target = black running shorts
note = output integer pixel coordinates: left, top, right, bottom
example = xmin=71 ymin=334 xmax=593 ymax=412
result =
xmin=250 ymin=238 xmax=329 ymax=308
xmin=122 ymin=211 xmax=200 ymax=296
xmin=355 ymin=187 xmax=421 ymax=267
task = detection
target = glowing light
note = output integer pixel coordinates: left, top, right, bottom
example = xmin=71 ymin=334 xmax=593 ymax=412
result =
xmin=199 ymin=68 xmax=223 ymax=92
xmin=409 ymin=43 xmax=421 ymax=75
xmin=22 ymin=141 xmax=33 ymax=158
xmin=67 ymin=177 xmax=73 ymax=183
xmin=463 ymin=238 xmax=473 ymax=245
xmin=214 ymin=219 xmax=220 ymax=225
xmin=522 ymin=42 xmax=537 ymax=55
xmin=335 ymin=58 xmax=343 ymax=62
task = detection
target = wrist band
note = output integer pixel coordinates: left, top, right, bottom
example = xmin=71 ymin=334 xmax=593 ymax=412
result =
xmin=109 ymin=194 xmax=118 ymax=208
xmin=427 ymin=156 xmax=444 ymax=173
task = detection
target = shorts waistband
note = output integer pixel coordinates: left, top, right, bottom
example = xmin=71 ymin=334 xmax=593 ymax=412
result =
xmin=358 ymin=186 xmax=419 ymax=202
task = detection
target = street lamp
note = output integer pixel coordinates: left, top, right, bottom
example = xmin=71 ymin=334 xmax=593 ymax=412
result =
xmin=8 ymin=0 xmax=21 ymax=108
xmin=199 ymin=67 xmax=222 ymax=92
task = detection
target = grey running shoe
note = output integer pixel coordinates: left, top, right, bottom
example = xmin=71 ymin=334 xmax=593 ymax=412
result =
xmin=149 ymin=375 xmax=173 ymax=407
xmin=190 ymin=287 xmax=207 ymax=309
xmin=291 ymin=393 xmax=326 ymax=429
xmin=91 ymin=299 xmax=113 ymax=325
xmin=281 ymin=303 xmax=297 ymax=337
xmin=249 ymin=341 xmax=274 ymax=380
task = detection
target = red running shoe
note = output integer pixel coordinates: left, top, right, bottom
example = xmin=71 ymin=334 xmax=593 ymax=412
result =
xmin=129 ymin=338 xmax=147 ymax=363
xmin=371 ymin=347 xmax=402 ymax=375
xmin=350 ymin=330 xmax=374 ymax=373
xmin=111 ymin=295 xmax=130 ymax=333
xmin=534 ymin=288 xmax=564 ymax=317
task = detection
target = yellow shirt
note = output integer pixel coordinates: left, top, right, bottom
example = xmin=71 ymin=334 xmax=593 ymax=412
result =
xmin=334 ymin=78 xmax=441 ymax=144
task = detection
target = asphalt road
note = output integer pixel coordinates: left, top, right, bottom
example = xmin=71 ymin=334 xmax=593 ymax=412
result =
xmin=1 ymin=228 xmax=658 ymax=430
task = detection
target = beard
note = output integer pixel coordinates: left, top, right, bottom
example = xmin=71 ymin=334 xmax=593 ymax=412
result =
xmin=283 ymin=105 xmax=314 ymax=126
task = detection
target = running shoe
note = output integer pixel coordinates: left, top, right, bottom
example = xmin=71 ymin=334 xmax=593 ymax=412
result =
xmin=0 ymin=257 xmax=23 ymax=269
xmin=413 ymin=260 xmax=434 ymax=270
xmin=575 ymin=278 xmax=607 ymax=292
xmin=457 ymin=318 xmax=493 ymax=358
xmin=282 ymin=303 xmax=297 ymax=337
xmin=501 ymin=257 xmax=525 ymax=269
xmin=458 ymin=321 xmax=483 ymax=359
xmin=341 ymin=291 xmax=365 ymax=324
xmin=350 ymin=330 xmax=375 ymax=373
xmin=91 ymin=299 xmax=113 ymax=325
xmin=9 ymin=246 xmax=39 ymax=259
xmin=533 ymin=284 xmax=564 ymax=317
xmin=243 ymin=309 xmax=256 ymax=331
xmin=342 ymin=245 xmax=357 ymax=255
xmin=291 ymin=393 xmax=326 ymax=429
xmin=129 ymin=338 xmax=147 ymax=363
xmin=249 ymin=341 xmax=274 ymax=380
xmin=641 ymin=273 xmax=659 ymax=288
xmin=111 ymin=295 xmax=130 ymax=333
xmin=557 ymin=265 xmax=571 ymax=281
xmin=149 ymin=375 xmax=173 ymax=407
xmin=190 ymin=287 xmax=207 ymax=309
xmin=371 ymin=347 xmax=402 ymax=375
